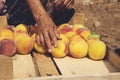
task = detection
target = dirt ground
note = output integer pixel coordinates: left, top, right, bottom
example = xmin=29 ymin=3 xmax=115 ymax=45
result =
xmin=74 ymin=0 xmax=120 ymax=54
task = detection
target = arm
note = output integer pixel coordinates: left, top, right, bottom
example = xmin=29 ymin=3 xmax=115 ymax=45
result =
xmin=26 ymin=0 xmax=61 ymax=52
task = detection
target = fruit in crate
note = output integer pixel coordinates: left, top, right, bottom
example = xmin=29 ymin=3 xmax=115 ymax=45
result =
xmin=87 ymin=34 xmax=106 ymax=60
xmin=57 ymin=23 xmax=73 ymax=34
xmin=14 ymin=32 xmax=34 ymax=55
xmin=31 ymin=33 xmax=46 ymax=53
xmin=73 ymin=24 xmax=85 ymax=31
xmin=60 ymin=34 xmax=69 ymax=45
xmin=14 ymin=24 xmax=28 ymax=36
xmin=76 ymin=28 xmax=91 ymax=40
xmin=69 ymin=39 xmax=88 ymax=58
xmin=51 ymin=40 xmax=68 ymax=58
xmin=0 ymin=28 xmax=14 ymax=41
xmin=70 ymin=34 xmax=84 ymax=42
xmin=0 ymin=39 xmax=16 ymax=57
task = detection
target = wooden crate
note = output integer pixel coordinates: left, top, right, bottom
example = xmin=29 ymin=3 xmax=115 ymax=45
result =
xmin=0 ymin=14 xmax=120 ymax=80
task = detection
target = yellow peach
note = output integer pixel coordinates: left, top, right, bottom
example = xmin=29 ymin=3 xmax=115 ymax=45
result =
xmin=73 ymin=24 xmax=85 ymax=31
xmin=88 ymin=40 xmax=106 ymax=60
xmin=14 ymin=34 xmax=34 ymax=55
xmin=51 ymin=40 xmax=68 ymax=58
xmin=0 ymin=28 xmax=14 ymax=41
xmin=69 ymin=40 xmax=88 ymax=58
xmin=60 ymin=34 xmax=69 ymax=44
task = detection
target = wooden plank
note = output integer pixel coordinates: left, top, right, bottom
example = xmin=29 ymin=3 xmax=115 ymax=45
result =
xmin=0 ymin=55 xmax=13 ymax=79
xmin=0 ymin=16 xmax=7 ymax=30
xmin=33 ymin=52 xmax=59 ymax=77
xmin=12 ymin=54 xmax=37 ymax=78
xmin=72 ymin=13 xmax=85 ymax=25
xmin=107 ymin=49 xmax=120 ymax=71
xmin=18 ymin=73 xmax=120 ymax=80
xmin=54 ymin=57 xmax=109 ymax=75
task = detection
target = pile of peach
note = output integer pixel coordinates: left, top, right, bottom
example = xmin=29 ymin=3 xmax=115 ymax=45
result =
xmin=0 ymin=24 xmax=106 ymax=60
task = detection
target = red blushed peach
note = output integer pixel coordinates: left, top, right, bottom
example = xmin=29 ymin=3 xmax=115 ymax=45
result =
xmin=57 ymin=23 xmax=73 ymax=34
xmin=76 ymin=28 xmax=91 ymax=40
xmin=0 ymin=39 xmax=16 ymax=57
xmin=51 ymin=40 xmax=68 ymax=58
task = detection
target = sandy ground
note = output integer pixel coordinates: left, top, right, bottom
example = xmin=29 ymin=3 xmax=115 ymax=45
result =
xmin=74 ymin=0 xmax=120 ymax=54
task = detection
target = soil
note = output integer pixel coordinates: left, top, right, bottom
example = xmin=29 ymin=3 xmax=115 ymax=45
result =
xmin=74 ymin=0 xmax=120 ymax=54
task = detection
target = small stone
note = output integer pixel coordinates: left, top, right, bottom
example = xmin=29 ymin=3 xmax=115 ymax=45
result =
xmin=94 ymin=21 xmax=101 ymax=27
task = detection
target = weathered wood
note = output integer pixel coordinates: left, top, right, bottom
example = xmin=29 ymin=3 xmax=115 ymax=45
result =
xmin=54 ymin=57 xmax=109 ymax=75
xmin=0 ymin=16 xmax=7 ymax=30
xmin=0 ymin=55 xmax=13 ymax=79
xmin=73 ymin=13 xmax=85 ymax=25
xmin=107 ymin=49 xmax=120 ymax=71
xmin=12 ymin=54 xmax=37 ymax=78
xmin=33 ymin=52 xmax=59 ymax=77
xmin=17 ymin=73 xmax=120 ymax=80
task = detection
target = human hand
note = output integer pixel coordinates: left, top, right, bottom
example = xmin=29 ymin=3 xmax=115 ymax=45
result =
xmin=34 ymin=13 xmax=61 ymax=52
xmin=54 ymin=0 xmax=74 ymax=10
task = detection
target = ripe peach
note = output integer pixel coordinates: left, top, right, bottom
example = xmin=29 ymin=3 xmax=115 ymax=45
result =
xmin=34 ymin=43 xmax=46 ymax=53
xmin=14 ymin=24 xmax=28 ymax=36
xmin=88 ymin=40 xmax=106 ymax=60
xmin=69 ymin=40 xmax=88 ymax=58
xmin=60 ymin=34 xmax=69 ymax=44
xmin=76 ymin=28 xmax=91 ymax=40
xmin=73 ymin=24 xmax=85 ymax=31
xmin=57 ymin=23 xmax=73 ymax=34
xmin=51 ymin=40 xmax=68 ymax=58
xmin=0 ymin=39 xmax=16 ymax=57
xmin=14 ymin=34 xmax=34 ymax=55
xmin=0 ymin=28 xmax=14 ymax=41
xmin=65 ymin=31 xmax=76 ymax=40
xmin=70 ymin=34 xmax=84 ymax=42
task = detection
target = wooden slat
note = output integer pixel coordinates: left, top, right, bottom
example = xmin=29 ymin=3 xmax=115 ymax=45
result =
xmin=54 ymin=57 xmax=109 ymax=75
xmin=73 ymin=13 xmax=85 ymax=25
xmin=33 ymin=52 xmax=59 ymax=77
xmin=12 ymin=54 xmax=37 ymax=78
xmin=19 ymin=73 xmax=120 ymax=80
xmin=0 ymin=16 xmax=7 ymax=30
xmin=0 ymin=55 xmax=13 ymax=79
xmin=107 ymin=49 xmax=120 ymax=71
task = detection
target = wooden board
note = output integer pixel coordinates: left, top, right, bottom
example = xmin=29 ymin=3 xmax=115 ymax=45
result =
xmin=107 ymin=49 xmax=120 ymax=71
xmin=54 ymin=57 xmax=109 ymax=75
xmin=12 ymin=54 xmax=37 ymax=78
xmin=0 ymin=16 xmax=7 ymax=30
xmin=0 ymin=55 xmax=13 ymax=79
xmin=72 ymin=13 xmax=85 ymax=25
xmin=33 ymin=52 xmax=59 ymax=77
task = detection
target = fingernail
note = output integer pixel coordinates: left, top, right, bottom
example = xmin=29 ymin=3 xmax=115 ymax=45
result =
xmin=54 ymin=0 xmax=58 ymax=3
xmin=48 ymin=49 xmax=52 ymax=53
xmin=55 ymin=44 xmax=57 ymax=47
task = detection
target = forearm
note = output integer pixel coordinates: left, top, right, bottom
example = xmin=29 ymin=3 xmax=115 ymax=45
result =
xmin=26 ymin=0 xmax=47 ymax=21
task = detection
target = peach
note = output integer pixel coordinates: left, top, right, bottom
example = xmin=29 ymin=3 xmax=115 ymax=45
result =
xmin=57 ymin=23 xmax=73 ymax=34
xmin=65 ymin=31 xmax=76 ymax=40
xmin=88 ymin=40 xmax=106 ymax=60
xmin=34 ymin=43 xmax=46 ymax=53
xmin=73 ymin=24 xmax=85 ymax=31
xmin=31 ymin=33 xmax=46 ymax=53
xmin=70 ymin=34 xmax=85 ymax=42
xmin=69 ymin=40 xmax=88 ymax=58
xmin=14 ymin=24 xmax=28 ymax=36
xmin=60 ymin=34 xmax=69 ymax=44
xmin=0 ymin=28 xmax=14 ymax=41
xmin=76 ymin=28 xmax=91 ymax=40
xmin=14 ymin=34 xmax=34 ymax=55
xmin=51 ymin=40 xmax=68 ymax=58
xmin=0 ymin=39 xmax=16 ymax=57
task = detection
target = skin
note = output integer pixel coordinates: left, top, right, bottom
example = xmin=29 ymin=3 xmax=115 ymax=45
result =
xmin=26 ymin=0 xmax=74 ymax=52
